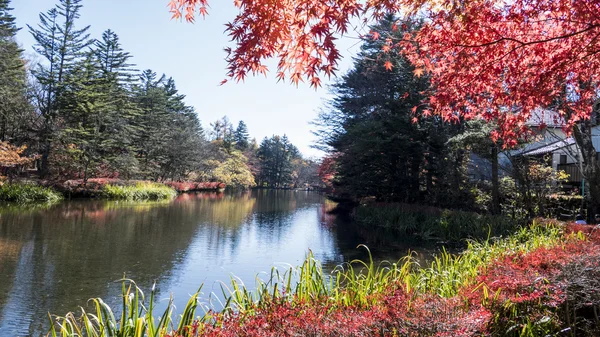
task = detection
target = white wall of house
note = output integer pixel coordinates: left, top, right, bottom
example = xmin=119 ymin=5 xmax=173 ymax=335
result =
xmin=551 ymin=147 xmax=579 ymax=170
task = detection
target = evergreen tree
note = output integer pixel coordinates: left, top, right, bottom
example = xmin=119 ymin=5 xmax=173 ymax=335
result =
xmin=257 ymin=135 xmax=300 ymax=187
xmin=234 ymin=120 xmax=250 ymax=150
xmin=132 ymin=70 xmax=170 ymax=179
xmin=0 ymin=0 xmax=33 ymax=144
xmin=57 ymin=30 xmax=140 ymax=181
xmin=209 ymin=116 xmax=232 ymax=141
xmin=313 ymin=17 xmax=447 ymax=202
xmin=132 ymin=70 xmax=204 ymax=180
xmin=28 ymin=0 xmax=92 ymax=175
xmin=91 ymin=30 xmax=140 ymax=178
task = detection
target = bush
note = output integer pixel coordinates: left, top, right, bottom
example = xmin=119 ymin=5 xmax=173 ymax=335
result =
xmin=163 ymin=181 xmax=226 ymax=192
xmin=0 ymin=183 xmax=63 ymax=203
xmin=353 ymin=202 xmax=523 ymax=242
xmin=102 ymin=182 xmax=177 ymax=201
xmin=555 ymin=255 xmax=600 ymax=336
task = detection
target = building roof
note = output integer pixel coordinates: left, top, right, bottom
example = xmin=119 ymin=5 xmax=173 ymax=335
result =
xmin=525 ymin=108 xmax=565 ymax=128
xmin=521 ymin=138 xmax=576 ymax=156
xmin=520 ymin=136 xmax=600 ymax=156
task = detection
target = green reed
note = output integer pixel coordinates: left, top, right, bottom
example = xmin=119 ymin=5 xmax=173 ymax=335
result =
xmin=47 ymin=222 xmax=570 ymax=337
xmin=0 ymin=182 xmax=63 ymax=203
xmin=102 ymin=182 xmax=177 ymax=201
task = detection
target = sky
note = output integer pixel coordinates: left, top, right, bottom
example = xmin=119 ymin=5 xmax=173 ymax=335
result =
xmin=12 ymin=0 xmax=363 ymax=157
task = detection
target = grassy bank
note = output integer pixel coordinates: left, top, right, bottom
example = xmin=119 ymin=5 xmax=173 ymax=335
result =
xmin=47 ymin=222 xmax=600 ymax=336
xmin=102 ymin=182 xmax=177 ymax=201
xmin=353 ymin=203 xmax=523 ymax=242
xmin=0 ymin=183 xmax=62 ymax=203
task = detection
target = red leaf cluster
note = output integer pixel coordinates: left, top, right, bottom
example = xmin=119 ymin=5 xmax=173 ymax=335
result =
xmin=164 ymin=181 xmax=226 ymax=192
xmin=162 ymin=224 xmax=600 ymax=336
xmin=170 ymin=0 xmax=600 ymax=144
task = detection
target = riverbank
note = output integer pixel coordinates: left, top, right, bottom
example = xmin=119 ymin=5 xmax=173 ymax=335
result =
xmin=48 ymin=221 xmax=600 ymax=336
xmin=0 ymin=179 xmax=226 ymax=202
xmin=352 ymin=202 xmax=523 ymax=243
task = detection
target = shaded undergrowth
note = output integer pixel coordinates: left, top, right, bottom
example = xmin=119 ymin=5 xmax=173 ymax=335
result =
xmin=353 ymin=202 xmax=523 ymax=243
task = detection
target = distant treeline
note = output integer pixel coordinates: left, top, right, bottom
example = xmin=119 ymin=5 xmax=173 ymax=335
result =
xmin=0 ymin=0 xmax=321 ymax=188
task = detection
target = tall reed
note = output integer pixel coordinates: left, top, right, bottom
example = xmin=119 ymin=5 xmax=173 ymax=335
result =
xmin=47 ymin=222 xmax=569 ymax=337
xmin=0 ymin=183 xmax=63 ymax=203
xmin=102 ymin=182 xmax=177 ymax=201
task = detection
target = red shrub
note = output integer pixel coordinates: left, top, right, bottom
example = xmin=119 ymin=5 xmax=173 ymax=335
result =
xmin=164 ymin=181 xmax=226 ymax=192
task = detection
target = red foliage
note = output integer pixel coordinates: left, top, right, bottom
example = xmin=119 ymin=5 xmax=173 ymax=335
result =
xmin=317 ymin=155 xmax=338 ymax=187
xmin=164 ymin=181 xmax=226 ymax=192
xmin=163 ymin=225 xmax=600 ymax=336
xmin=170 ymin=0 xmax=600 ymax=144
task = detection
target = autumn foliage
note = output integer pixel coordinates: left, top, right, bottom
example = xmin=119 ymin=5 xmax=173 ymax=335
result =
xmin=175 ymin=223 xmax=600 ymax=336
xmin=169 ymin=0 xmax=600 ymax=144
xmin=0 ymin=141 xmax=36 ymax=169
xmin=163 ymin=181 xmax=226 ymax=192
xmin=56 ymin=179 xmax=226 ymax=197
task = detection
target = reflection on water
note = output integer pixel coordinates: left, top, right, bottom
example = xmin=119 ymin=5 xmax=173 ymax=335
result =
xmin=0 ymin=190 xmax=435 ymax=337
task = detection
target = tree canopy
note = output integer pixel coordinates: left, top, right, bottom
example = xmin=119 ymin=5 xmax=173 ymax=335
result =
xmin=169 ymin=0 xmax=599 ymax=142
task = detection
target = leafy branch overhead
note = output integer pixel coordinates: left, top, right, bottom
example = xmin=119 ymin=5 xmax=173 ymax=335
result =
xmin=169 ymin=0 xmax=600 ymax=145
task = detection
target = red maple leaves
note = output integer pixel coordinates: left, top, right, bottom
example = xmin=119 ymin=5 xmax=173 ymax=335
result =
xmin=169 ymin=0 xmax=600 ymax=144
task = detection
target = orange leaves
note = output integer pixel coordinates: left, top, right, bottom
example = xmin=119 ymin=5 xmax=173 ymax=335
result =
xmin=310 ymin=76 xmax=322 ymax=89
xmin=0 ymin=142 xmax=37 ymax=168
xmin=168 ymin=0 xmax=209 ymax=22
xmin=384 ymin=61 xmax=393 ymax=71
xmin=172 ymin=0 xmax=361 ymax=86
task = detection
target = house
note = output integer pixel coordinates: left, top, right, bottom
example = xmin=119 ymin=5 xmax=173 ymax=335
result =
xmin=515 ymin=108 xmax=600 ymax=186
xmin=466 ymin=108 xmax=600 ymax=187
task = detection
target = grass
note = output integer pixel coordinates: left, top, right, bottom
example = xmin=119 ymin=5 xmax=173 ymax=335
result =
xmin=102 ymin=182 xmax=177 ymax=201
xmin=353 ymin=203 xmax=523 ymax=242
xmin=0 ymin=183 xmax=63 ymax=203
xmin=46 ymin=221 xmax=574 ymax=337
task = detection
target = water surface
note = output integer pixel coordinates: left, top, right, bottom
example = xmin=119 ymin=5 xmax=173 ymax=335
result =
xmin=0 ymin=190 xmax=433 ymax=336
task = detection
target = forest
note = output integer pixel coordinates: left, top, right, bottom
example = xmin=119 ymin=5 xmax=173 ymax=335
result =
xmin=0 ymin=0 xmax=320 ymax=195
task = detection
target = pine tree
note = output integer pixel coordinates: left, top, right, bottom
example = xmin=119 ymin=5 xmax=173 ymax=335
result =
xmin=313 ymin=17 xmax=438 ymax=202
xmin=132 ymin=70 xmax=170 ymax=179
xmin=91 ymin=30 xmax=140 ymax=178
xmin=160 ymin=78 xmax=204 ymax=180
xmin=223 ymin=124 xmax=235 ymax=152
xmin=28 ymin=0 xmax=92 ymax=176
xmin=234 ymin=120 xmax=250 ymax=150
xmin=132 ymin=70 xmax=204 ymax=180
xmin=0 ymin=0 xmax=33 ymax=144
xmin=57 ymin=30 xmax=140 ymax=181
xmin=257 ymin=135 xmax=300 ymax=187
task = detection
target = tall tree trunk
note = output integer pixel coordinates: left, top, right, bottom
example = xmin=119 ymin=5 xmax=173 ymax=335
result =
xmin=572 ymin=102 xmax=600 ymax=223
xmin=491 ymin=145 xmax=501 ymax=215
xmin=39 ymin=120 xmax=52 ymax=178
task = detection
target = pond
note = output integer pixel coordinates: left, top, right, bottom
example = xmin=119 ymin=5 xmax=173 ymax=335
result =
xmin=0 ymin=190 xmax=436 ymax=337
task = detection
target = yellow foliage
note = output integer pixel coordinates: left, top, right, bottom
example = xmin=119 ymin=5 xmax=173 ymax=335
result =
xmin=0 ymin=141 xmax=37 ymax=168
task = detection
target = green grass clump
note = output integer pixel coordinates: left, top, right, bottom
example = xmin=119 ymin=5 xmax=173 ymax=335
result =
xmin=0 ymin=183 xmax=63 ymax=203
xmin=102 ymin=182 xmax=177 ymax=201
xmin=408 ymin=223 xmax=566 ymax=297
xmin=47 ymin=222 xmax=569 ymax=337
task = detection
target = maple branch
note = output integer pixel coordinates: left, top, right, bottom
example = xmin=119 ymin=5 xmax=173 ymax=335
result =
xmin=455 ymin=24 xmax=600 ymax=49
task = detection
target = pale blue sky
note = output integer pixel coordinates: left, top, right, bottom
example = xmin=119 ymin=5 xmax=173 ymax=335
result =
xmin=12 ymin=0 xmax=362 ymax=157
